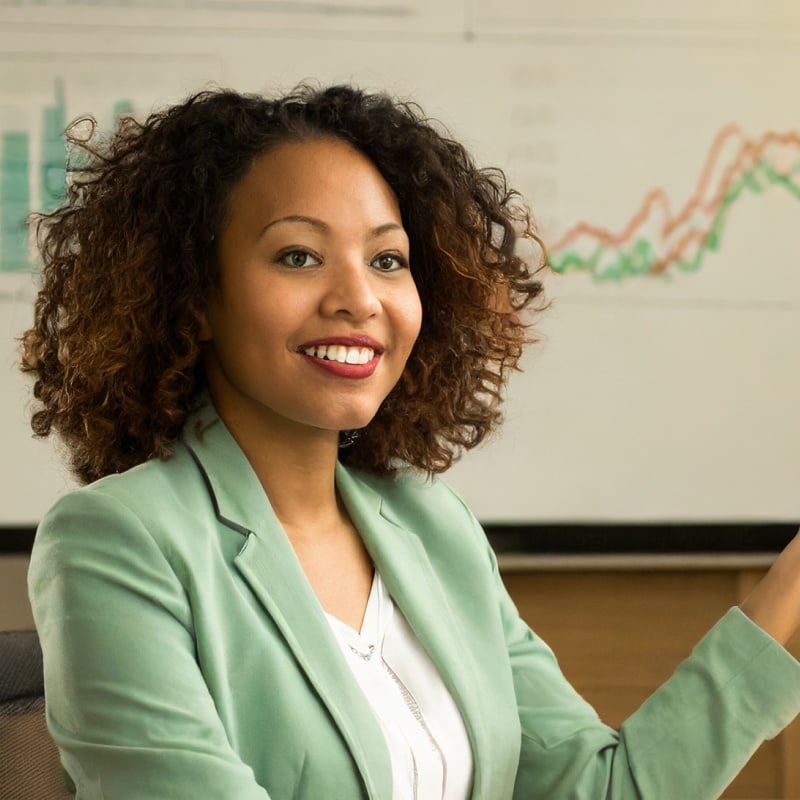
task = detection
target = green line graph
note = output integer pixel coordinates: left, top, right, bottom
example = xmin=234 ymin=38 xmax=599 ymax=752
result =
xmin=548 ymin=126 xmax=800 ymax=282
xmin=550 ymin=158 xmax=800 ymax=281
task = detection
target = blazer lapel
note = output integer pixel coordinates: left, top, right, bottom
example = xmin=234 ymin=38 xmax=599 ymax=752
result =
xmin=233 ymin=532 xmax=392 ymax=799
xmin=183 ymin=408 xmax=392 ymax=800
xmin=336 ymin=464 xmax=493 ymax=800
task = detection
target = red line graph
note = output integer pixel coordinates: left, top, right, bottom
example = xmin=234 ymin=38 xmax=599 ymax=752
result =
xmin=550 ymin=125 xmax=800 ymax=276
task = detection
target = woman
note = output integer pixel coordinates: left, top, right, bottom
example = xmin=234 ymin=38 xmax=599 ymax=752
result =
xmin=23 ymin=84 xmax=800 ymax=799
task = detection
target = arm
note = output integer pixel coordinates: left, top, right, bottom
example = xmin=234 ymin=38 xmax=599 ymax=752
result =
xmin=472 ymin=521 xmax=800 ymax=799
xmin=28 ymin=489 xmax=272 ymax=800
xmin=740 ymin=529 xmax=800 ymax=646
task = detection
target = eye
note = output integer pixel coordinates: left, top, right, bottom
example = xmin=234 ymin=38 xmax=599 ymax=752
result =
xmin=371 ymin=252 xmax=409 ymax=272
xmin=278 ymin=249 xmax=321 ymax=269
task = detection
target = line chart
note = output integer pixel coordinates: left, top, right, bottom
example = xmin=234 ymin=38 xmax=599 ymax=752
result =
xmin=548 ymin=125 xmax=800 ymax=282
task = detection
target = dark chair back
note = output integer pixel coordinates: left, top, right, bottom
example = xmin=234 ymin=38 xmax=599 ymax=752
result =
xmin=0 ymin=630 xmax=72 ymax=799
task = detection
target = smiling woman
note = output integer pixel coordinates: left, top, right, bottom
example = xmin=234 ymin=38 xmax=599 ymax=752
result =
xmin=19 ymin=85 xmax=800 ymax=800
xmin=22 ymin=86 xmax=538 ymax=486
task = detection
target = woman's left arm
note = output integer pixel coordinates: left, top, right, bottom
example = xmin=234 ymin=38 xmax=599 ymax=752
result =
xmin=740 ymin=529 xmax=800 ymax=646
xmin=459 ymin=502 xmax=800 ymax=799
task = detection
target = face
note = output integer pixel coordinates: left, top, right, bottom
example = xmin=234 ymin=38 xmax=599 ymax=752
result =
xmin=200 ymin=137 xmax=422 ymax=445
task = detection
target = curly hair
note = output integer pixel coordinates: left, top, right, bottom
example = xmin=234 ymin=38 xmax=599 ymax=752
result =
xmin=21 ymin=84 xmax=546 ymax=484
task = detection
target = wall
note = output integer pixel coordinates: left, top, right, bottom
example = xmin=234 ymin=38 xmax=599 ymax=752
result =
xmin=1 ymin=2 xmax=800 ymax=529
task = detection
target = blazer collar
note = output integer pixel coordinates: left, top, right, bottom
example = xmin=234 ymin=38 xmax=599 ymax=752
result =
xmin=182 ymin=400 xmax=490 ymax=799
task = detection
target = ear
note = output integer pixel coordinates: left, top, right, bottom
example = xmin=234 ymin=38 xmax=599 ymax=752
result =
xmin=197 ymin=307 xmax=213 ymax=343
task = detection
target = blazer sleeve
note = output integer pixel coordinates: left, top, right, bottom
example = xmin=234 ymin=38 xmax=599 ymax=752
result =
xmin=28 ymin=488 xmax=272 ymax=800
xmin=470 ymin=515 xmax=800 ymax=799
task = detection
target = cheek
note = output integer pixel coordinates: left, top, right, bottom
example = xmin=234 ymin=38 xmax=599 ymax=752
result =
xmin=397 ymin=287 xmax=423 ymax=351
xmin=205 ymin=294 xmax=285 ymax=362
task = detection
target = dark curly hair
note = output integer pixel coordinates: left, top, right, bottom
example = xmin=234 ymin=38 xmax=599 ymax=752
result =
xmin=21 ymin=84 xmax=546 ymax=484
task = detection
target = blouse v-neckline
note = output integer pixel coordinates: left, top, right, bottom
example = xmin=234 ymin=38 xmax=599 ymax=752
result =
xmin=323 ymin=570 xmax=474 ymax=800
xmin=325 ymin=571 xmax=390 ymax=659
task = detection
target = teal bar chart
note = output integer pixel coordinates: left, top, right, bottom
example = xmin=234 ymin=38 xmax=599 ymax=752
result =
xmin=0 ymin=80 xmax=67 ymax=274
xmin=0 ymin=81 xmax=132 ymax=275
xmin=0 ymin=131 xmax=30 ymax=273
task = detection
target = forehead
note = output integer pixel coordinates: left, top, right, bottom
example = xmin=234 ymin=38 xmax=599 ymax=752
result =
xmin=225 ymin=137 xmax=403 ymax=231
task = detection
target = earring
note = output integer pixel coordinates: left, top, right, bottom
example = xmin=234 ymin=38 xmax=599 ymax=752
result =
xmin=338 ymin=429 xmax=361 ymax=449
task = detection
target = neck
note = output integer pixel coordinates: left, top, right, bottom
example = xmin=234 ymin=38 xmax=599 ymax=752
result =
xmin=256 ymin=435 xmax=344 ymax=536
xmin=211 ymin=398 xmax=346 ymax=536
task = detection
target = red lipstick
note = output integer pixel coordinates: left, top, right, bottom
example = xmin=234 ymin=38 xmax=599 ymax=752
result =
xmin=297 ymin=335 xmax=383 ymax=379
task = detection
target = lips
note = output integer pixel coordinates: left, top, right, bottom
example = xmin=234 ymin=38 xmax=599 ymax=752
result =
xmin=297 ymin=336 xmax=384 ymax=379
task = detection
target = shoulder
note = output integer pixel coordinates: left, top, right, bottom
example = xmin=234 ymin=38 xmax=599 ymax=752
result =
xmin=84 ymin=440 xmax=203 ymax=505
xmin=28 ymin=449 xmax=207 ymax=658
xmin=31 ymin=442 xmax=212 ymax=575
xmin=41 ymin=442 xmax=203 ymax=525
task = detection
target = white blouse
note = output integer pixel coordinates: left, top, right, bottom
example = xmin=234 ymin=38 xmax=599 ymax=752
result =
xmin=325 ymin=572 xmax=474 ymax=800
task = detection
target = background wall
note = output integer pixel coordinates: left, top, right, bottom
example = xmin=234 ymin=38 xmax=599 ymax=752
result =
xmin=2 ymin=0 xmax=800 ymax=526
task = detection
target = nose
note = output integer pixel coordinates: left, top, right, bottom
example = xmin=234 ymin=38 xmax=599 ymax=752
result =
xmin=320 ymin=258 xmax=382 ymax=322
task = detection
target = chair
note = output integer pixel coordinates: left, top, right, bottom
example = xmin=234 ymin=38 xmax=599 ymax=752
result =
xmin=0 ymin=630 xmax=72 ymax=799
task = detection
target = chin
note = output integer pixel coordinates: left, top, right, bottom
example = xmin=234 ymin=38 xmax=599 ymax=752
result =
xmin=332 ymin=411 xmax=379 ymax=433
xmin=309 ymin=401 xmax=384 ymax=436
xmin=337 ymin=418 xmax=374 ymax=433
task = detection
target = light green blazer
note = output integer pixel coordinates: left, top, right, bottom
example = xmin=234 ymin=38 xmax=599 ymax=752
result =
xmin=28 ymin=402 xmax=800 ymax=799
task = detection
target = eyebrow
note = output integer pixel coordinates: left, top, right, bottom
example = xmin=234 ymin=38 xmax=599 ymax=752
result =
xmin=259 ymin=215 xmax=405 ymax=239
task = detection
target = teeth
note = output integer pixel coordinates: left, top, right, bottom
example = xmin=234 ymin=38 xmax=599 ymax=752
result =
xmin=302 ymin=345 xmax=375 ymax=364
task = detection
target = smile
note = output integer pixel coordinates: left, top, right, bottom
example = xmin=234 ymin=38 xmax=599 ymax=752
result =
xmin=301 ymin=344 xmax=375 ymax=365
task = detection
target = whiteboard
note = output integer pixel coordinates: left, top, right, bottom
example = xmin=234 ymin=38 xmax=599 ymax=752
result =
xmin=1 ymin=0 xmax=799 ymax=524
